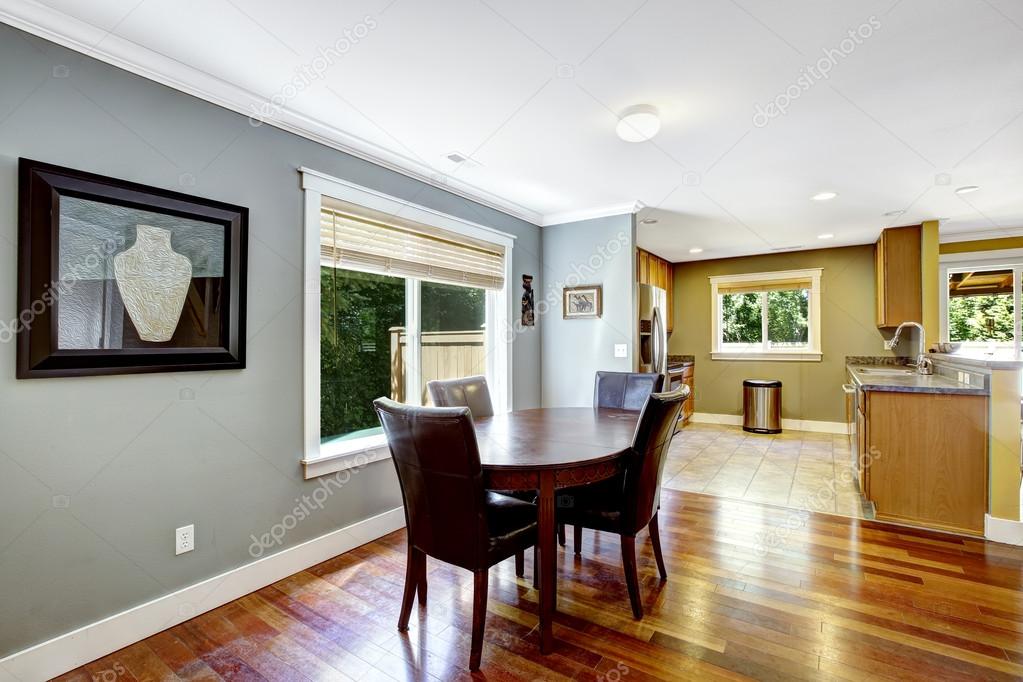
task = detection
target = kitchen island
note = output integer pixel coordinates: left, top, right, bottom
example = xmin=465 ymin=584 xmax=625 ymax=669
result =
xmin=847 ymin=360 xmax=989 ymax=535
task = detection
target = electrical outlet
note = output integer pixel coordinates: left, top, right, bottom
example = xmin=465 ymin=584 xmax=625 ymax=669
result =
xmin=614 ymin=343 xmax=628 ymax=358
xmin=175 ymin=524 xmax=194 ymax=555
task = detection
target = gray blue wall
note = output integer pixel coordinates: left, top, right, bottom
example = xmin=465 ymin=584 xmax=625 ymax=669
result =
xmin=0 ymin=24 xmax=541 ymax=657
xmin=540 ymin=214 xmax=636 ymax=407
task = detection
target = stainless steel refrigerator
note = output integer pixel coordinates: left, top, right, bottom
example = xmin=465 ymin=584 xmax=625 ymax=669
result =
xmin=637 ymin=283 xmax=668 ymax=375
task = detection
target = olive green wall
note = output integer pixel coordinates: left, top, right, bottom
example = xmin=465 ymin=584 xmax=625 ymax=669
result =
xmin=669 ymin=245 xmax=893 ymax=423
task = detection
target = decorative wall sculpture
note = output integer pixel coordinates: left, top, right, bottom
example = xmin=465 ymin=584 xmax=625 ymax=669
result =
xmin=17 ymin=159 xmax=248 ymax=378
xmin=521 ymin=274 xmax=535 ymax=326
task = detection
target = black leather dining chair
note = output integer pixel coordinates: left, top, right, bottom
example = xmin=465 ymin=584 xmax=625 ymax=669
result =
xmin=593 ymin=371 xmax=665 ymax=410
xmin=426 ymin=375 xmax=495 ymax=418
xmin=556 ymin=386 xmax=687 ymax=619
xmin=373 ymin=398 xmax=537 ymax=670
xmin=558 ymin=371 xmax=665 ymax=548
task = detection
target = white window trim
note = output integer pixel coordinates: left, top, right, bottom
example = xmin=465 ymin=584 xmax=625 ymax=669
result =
xmin=938 ymin=249 xmax=1023 ymax=355
xmin=709 ymin=268 xmax=823 ymax=361
xmin=300 ymin=168 xmax=515 ymax=479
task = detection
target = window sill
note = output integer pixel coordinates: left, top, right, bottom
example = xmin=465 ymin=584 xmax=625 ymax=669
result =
xmin=711 ymin=351 xmax=822 ymax=362
xmin=302 ymin=435 xmax=391 ymax=479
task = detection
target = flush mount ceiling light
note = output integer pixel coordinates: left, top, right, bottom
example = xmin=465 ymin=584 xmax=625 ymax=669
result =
xmin=811 ymin=192 xmax=838 ymax=201
xmin=688 ymin=247 xmax=703 ymax=254
xmin=616 ymin=105 xmax=661 ymax=142
xmin=817 ymin=233 xmax=834 ymax=240
xmin=883 ymin=210 xmax=905 ymax=217
xmin=639 ymin=217 xmax=658 ymax=225
xmin=955 ymin=185 xmax=981 ymax=195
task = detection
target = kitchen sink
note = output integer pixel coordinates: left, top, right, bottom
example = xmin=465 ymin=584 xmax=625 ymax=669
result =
xmin=856 ymin=368 xmax=915 ymax=376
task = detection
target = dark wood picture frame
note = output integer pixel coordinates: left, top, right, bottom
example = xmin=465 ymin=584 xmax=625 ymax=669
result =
xmin=562 ymin=285 xmax=603 ymax=319
xmin=17 ymin=158 xmax=248 ymax=378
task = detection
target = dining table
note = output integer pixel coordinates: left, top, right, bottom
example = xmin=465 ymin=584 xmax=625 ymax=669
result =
xmin=473 ymin=406 xmax=640 ymax=654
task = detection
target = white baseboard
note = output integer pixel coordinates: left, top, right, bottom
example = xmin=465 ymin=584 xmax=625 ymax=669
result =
xmin=985 ymin=514 xmax=1023 ymax=545
xmin=0 ymin=507 xmax=405 ymax=682
xmin=691 ymin=412 xmax=848 ymax=435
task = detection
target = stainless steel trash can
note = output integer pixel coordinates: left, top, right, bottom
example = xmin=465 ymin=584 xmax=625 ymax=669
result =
xmin=743 ymin=379 xmax=782 ymax=434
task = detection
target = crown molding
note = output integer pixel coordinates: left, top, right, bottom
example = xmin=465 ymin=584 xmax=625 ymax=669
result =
xmin=939 ymin=227 xmax=1023 ymax=243
xmin=0 ymin=0 xmax=546 ymax=226
xmin=541 ymin=201 xmax=644 ymax=226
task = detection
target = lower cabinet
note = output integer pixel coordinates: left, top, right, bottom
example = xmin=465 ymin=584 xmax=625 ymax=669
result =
xmin=862 ymin=390 xmax=988 ymax=535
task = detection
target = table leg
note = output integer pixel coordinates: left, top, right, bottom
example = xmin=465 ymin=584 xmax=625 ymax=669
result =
xmin=538 ymin=471 xmax=556 ymax=654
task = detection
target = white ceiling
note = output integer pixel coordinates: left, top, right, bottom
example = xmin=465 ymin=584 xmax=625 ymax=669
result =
xmin=4 ymin=0 xmax=1023 ymax=261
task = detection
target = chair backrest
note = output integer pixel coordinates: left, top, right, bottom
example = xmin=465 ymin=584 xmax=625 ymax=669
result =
xmin=620 ymin=386 xmax=688 ymax=534
xmin=593 ymin=371 xmax=665 ymax=411
xmin=426 ymin=375 xmax=495 ymax=418
xmin=373 ymin=397 xmax=490 ymax=570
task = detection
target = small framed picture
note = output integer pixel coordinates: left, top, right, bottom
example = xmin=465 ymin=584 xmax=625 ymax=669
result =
xmin=563 ymin=285 xmax=602 ymax=319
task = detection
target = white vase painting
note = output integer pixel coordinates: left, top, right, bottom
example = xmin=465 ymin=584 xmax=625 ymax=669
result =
xmin=113 ymin=225 xmax=192 ymax=342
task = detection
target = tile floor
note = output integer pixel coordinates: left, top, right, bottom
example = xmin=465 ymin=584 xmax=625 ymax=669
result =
xmin=662 ymin=422 xmax=873 ymax=518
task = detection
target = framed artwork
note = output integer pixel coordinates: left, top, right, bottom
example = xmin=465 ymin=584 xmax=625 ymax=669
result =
xmin=17 ymin=158 xmax=248 ymax=378
xmin=563 ymin=285 xmax=602 ymax=319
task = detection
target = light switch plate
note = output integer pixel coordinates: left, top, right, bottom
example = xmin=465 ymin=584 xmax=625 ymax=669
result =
xmin=614 ymin=343 xmax=628 ymax=358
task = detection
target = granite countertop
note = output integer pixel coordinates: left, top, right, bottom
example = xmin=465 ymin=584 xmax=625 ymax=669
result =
xmin=667 ymin=354 xmax=694 ymax=369
xmin=847 ymin=364 xmax=988 ymax=396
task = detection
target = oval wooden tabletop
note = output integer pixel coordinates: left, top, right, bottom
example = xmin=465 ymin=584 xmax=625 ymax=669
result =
xmin=474 ymin=407 xmax=639 ymax=469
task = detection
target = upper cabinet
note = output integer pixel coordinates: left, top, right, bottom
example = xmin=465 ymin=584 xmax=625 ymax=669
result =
xmin=875 ymin=225 xmax=922 ymax=328
xmin=637 ymin=247 xmax=673 ymax=334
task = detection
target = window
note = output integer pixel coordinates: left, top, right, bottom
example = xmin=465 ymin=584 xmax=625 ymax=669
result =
xmin=940 ymin=251 xmax=1023 ymax=355
xmin=710 ymin=269 xmax=822 ymax=361
xmin=301 ymin=169 xmax=514 ymax=478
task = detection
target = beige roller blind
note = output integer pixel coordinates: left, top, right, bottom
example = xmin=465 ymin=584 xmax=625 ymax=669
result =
xmin=320 ymin=202 xmax=506 ymax=290
xmin=718 ymin=276 xmax=813 ymax=295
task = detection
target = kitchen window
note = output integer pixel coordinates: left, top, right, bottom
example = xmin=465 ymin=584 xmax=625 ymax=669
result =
xmin=709 ymin=268 xmax=822 ymax=361
xmin=939 ymin=250 xmax=1023 ymax=355
xmin=301 ymin=169 xmax=514 ymax=478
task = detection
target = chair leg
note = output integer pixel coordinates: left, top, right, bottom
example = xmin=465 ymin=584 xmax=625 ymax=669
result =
xmin=558 ymin=524 xmax=566 ymax=547
xmin=469 ymin=569 xmax=489 ymax=671
xmin=398 ymin=545 xmax=422 ymax=631
xmin=649 ymin=513 xmax=668 ymax=580
xmin=621 ymin=535 xmax=643 ymax=620
xmin=514 ymin=550 xmax=524 ymax=577
xmin=573 ymin=525 xmax=583 ymax=555
xmin=417 ymin=550 xmax=428 ymax=604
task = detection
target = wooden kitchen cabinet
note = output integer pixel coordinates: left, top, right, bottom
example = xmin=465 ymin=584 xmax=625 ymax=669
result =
xmin=862 ymin=390 xmax=987 ymax=535
xmin=636 ymin=247 xmax=674 ymax=333
xmin=875 ymin=225 xmax=922 ymax=328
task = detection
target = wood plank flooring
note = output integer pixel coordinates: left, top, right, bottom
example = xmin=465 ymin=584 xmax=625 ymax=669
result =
xmin=54 ymin=491 xmax=1023 ymax=681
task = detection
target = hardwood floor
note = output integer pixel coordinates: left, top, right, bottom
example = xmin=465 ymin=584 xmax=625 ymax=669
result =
xmin=55 ymin=490 xmax=1023 ymax=681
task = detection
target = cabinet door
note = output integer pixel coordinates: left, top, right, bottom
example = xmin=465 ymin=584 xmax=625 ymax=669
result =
xmin=665 ymin=261 xmax=674 ymax=334
xmin=875 ymin=235 xmax=886 ymax=327
xmin=638 ymin=249 xmax=650 ymax=284
xmin=683 ymin=376 xmax=695 ymax=419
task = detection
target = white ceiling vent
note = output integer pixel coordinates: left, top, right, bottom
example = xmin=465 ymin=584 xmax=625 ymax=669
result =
xmin=445 ymin=152 xmax=482 ymax=168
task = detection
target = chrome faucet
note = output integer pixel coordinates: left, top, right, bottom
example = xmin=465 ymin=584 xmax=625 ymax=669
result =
xmin=884 ymin=321 xmax=933 ymax=375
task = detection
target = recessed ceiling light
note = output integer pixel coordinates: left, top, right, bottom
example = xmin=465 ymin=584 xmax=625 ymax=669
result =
xmin=882 ymin=210 xmax=905 ymax=217
xmin=811 ymin=192 xmax=838 ymax=201
xmin=639 ymin=218 xmax=658 ymax=225
xmin=817 ymin=233 xmax=834 ymax=240
xmin=688 ymin=247 xmax=703 ymax=254
xmin=616 ymin=105 xmax=661 ymax=142
xmin=955 ymin=185 xmax=981 ymax=195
